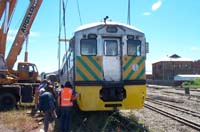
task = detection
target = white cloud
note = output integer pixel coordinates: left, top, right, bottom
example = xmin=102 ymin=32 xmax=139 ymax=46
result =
xmin=191 ymin=46 xmax=199 ymax=51
xmin=143 ymin=12 xmax=151 ymax=16
xmin=8 ymin=29 xmax=17 ymax=35
xmin=7 ymin=36 xmax=15 ymax=41
xmin=7 ymin=29 xmax=40 ymax=41
xmin=7 ymin=29 xmax=17 ymax=41
xmin=152 ymin=0 xmax=162 ymax=11
xmin=29 ymin=31 xmax=40 ymax=37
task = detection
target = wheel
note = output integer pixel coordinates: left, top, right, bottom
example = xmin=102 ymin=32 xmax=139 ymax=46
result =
xmin=0 ymin=93 xmax=16 ymax=111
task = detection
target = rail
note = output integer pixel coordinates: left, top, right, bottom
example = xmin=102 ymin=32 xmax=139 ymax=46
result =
xmin=144 ymin=103 xmax=200 ymax=131
xmin=146 ymin=99 xmax=200 ymax=118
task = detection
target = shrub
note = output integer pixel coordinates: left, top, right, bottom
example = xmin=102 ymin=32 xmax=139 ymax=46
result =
xmin=194 ymin=78 xmax=200 ymax=85
xmin=182 ymin=78 xmax=200 ymax=88
xmin=182 ymin=81 xmax=191 ymax=86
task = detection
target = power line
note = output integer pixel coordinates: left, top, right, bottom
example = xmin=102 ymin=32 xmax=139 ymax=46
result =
xmin=127 ymin=0 xmax=131 ymax=25
xmin=76 ymin=0 xmax=82 ymax=25
xmin=58 ymin=0 xmax=68 ymax=73
xmin=62 ymin=0 xmax=68 ymax=52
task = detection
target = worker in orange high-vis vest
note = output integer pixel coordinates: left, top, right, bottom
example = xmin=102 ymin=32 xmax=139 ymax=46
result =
xmin=57 ymin=81 xmax=78 ymax=132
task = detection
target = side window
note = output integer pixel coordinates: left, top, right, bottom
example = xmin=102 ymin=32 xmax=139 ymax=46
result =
xmin=29 ymin=65 xmax=34 ymax=72
xmin=127 ymin=40 xmax=141 ymax=56
xmin=33 ymin=65 xmax=38 ymax=72
xmin=81 ymin=39 xmax=97 ymax=55
xmin=104 ymin=40 xmax=118 ymax=56
xmin=69 ymin=53 xmax=73 ymax=69
xmin=64 ymin=63 xmax=68 ymax=74
xmin=61 ymin=69 xmax=64 ymax=75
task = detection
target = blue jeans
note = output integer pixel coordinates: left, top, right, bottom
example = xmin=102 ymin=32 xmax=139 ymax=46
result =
xmin=44 ymin=109 xmax=57 ymax=132
xmin=60 ymin=108 xmax=71 ymax=132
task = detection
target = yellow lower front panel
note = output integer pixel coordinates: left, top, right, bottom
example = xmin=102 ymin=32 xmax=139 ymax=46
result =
xmin=75 ymin=85 xmax=146 ymax=111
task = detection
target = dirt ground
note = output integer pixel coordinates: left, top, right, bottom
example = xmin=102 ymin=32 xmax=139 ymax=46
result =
xmin=0 ymin=121 xmax=17 ymax=132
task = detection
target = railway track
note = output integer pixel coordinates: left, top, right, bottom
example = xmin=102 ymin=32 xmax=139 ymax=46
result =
xmin=144 ymin=101 xmax=200 ymax=131
xmin=146 ymin=99 xmax=200 ymax=118
xmin=162 ymin=91 xmax=200 ymax=99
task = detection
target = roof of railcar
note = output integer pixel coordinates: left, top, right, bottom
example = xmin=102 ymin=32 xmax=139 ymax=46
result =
xmin=75 ymin=21 xmax=144 ymax=33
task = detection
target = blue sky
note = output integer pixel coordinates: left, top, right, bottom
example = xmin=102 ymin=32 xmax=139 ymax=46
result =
xmin=4 ymin=0 xmax=200 ymax=73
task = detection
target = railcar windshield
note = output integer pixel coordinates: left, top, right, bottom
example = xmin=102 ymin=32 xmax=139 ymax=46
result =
xmin=127 ymin=40 xmax=141 ymax=56
xmin=104 ymin=40 xmax=118 ymax=56
xmin=80 ymin=39 xmax=97 ymax=55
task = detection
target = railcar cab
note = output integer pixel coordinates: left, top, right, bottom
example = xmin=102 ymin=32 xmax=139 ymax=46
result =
xmin=72 ymin=21 xmax=148 ymax=111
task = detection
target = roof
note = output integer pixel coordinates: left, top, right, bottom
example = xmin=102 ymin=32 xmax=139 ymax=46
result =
xmin=153 ymin=55 xmax=192 ymax=64
xmin=75 ymin=21 xmax=144 ymax=33
xmin=174 ymin=74 xmax=200 ymax=81
xmin=175 ymin=74 xmax=200 ymax=78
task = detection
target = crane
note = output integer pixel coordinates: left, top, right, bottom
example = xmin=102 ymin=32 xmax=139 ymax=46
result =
xmin=0 ymin=0 xmax=43 ymax=110
xmin=0 ymin=0 xmax=42 ymax=82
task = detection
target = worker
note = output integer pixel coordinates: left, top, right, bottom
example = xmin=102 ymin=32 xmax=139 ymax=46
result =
xmin=34 ymin=79 xmax=49 ymax=110
xmin=39 ymin=79 xmax=49 ymax=90
xmin=57 ymin=81 xmax=78 ymax=132
xmin=38 ymin=86 xmax=57 ymax=132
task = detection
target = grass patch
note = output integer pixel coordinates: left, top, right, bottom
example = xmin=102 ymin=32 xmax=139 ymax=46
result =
xmin=0 ymin=108 xmax=39 ymax=131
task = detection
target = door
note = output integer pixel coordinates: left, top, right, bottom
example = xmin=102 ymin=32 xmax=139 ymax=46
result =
xmin=103 ymin=38 xmax=121 ymax=81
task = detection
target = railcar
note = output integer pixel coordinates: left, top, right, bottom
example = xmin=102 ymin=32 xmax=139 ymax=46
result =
xmin=60 ymin=21 xmax=149 ymax=111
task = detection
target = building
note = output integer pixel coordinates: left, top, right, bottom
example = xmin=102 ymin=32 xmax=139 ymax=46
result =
xmin=193 ymin=60 xmax=200 ymax=74
xmin=152 ymin=54 xmax=193 ymax=80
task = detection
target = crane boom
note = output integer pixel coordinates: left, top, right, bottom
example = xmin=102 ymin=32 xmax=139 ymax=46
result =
xmin=6 ymin=0 xmax=42 ymax=70
xmin=0 ymin=0 xmax=17 ymax=57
